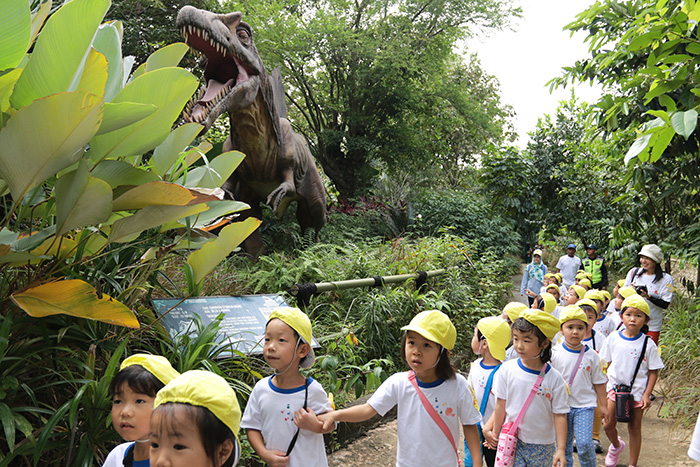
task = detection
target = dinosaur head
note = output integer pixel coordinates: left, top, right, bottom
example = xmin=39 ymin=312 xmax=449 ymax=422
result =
xmin=177 ymin=6 xmax=266 ymax=131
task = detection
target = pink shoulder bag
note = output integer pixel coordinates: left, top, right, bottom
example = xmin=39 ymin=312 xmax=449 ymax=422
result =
xmin=495 ymin=365 xmax=547 ymax=467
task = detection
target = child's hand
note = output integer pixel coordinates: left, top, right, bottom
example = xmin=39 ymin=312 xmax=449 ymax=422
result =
xmin=294 ymin=407 xmax=323 ymax=432
xmin=318 ymin=411 xmax=337 ymax=432
xmin=641 ymin=393 xmax=652 ymax=409
xmin=552 ymin=448 xmax=566 ymax=467
xmin=482 ymin=427 xmax=498 ymax=449
xmin=600 ymin=405 xmax=610 ymax=423
xmin=261 ymin=449 xmax=289 ymax=467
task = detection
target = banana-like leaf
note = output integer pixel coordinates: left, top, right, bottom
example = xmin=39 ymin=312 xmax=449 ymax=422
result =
xmin=108 ymin=204 xmax=209 ymax=244
xmin=144 ymin=42 xmax=189 ymax=72
xmin=11 ymin=226 xmax=55 ymax=252
xmin=10 ymin=0 xmax=109 ymax=108
xmin=0 ymin=228 xmax=18 ymax=245
xmin=112 ymin=181 xmax=219 ymax=211
xmin=0 ymin=69 xmax=22 ymax=113
xmin=90 ymin=160 xmax=159 ymax=188
xmin=0 ymin=90 xmax=103 ymax=202
xmin=11 ymin=279 xmax=139 ymax=328
xmin=178 ymin=200 xmax=249 ymax=230
xmin=96 ymin=102 xmax=158 ymax=135
xmin=54 ymin=162 xmax=113 ymax=235
xmin=30 ymin=236 xmax=78 ymax=259
xmin=150 ymin=122 xmax=203 ymax=176
xmin=93 ymin=21 xmax=124 ymax=102
xmin=88 ymin=67 xmax=198 ymax=162
xmin=176 ymin=151 xmax=246 ymax=189
xmin=76 ymin=48 xmax=108 ymax=98
xmin=187 ymin=217 xmax=261 ymax=285
xmin=29 ymin=1 xmax=51 ymax=47
xmin=0 ymin=0 xmax=30 ymax=71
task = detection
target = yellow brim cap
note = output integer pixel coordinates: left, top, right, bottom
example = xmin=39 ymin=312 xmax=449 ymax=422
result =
xmin=401 ymin=309 xmax=456 ymax=350
xmin=570 ymin=285 xmax=586 ymax=299
xmin=584 ymin=289 xmax=604 ymax=302
xmin=120 ymin=354 xmax=179 ymax=385
xmin=546 ymin=284 xmax=560 ymax=294
xmin=579 ymin=279 xmax=592 ymax=288
xmin=268 ymin=307 xmax=315 ymax=368
xmin=520 ymin=309 xmax=561 ymax=340
xmin=477 ymin=316 xmax=511 ymax=361
xmin=503 ymin=302 xmax=528 ymax=322
xmin=621 ymin=294 xmax=650 ymax=316
xmin=577 ymin=298 xmax=598 ymax=311
xmin=619 ymin=286 xmax=637 ymax=299
xmin=540 ymin=292 xmax=557 ymax=314
xmin=559 ymin=305 xmax=588 ymax=325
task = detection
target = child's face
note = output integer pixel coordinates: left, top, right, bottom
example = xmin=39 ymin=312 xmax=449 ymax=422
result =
xmin=593 ymin=300 xmax=603 ymax=315
xmin=621 ymin=307 xmax=648 ymax=335
xmin=561 ymin=320 xmax=586 ymax=347
xmin=150 ymin=406 xmax=216 ymax=467
xmin=111 ymin=383 xmax=156 ymax=443
xmin=404 ymin=330 xmax=441 ymax=379
xmin=511 ymin=328 xmax=547 ymax=361
xmin=547 ymin=289 xmax=560 ymax=301
xmin=615 ymin=294 xmax=624 ymax=309
xmin=584 ymin=309 xmax=597 ymax=331
xmin=565 ymin=289 xmax=578 ymax=305
xmin=263 ymin=318 xmax=308 ymax=372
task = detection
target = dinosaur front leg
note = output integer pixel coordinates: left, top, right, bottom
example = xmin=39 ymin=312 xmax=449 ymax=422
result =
xmin=266 ymin=166 xmax=296 ymax=216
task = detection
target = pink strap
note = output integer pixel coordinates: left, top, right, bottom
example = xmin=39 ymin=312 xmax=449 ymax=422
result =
xmin=408 ymin=371 xmax=460 ymax=465
xmin=567 ymin=347 xmax=586 ymax=386
xmin=510 ymin=365 xmax=547 ymax=433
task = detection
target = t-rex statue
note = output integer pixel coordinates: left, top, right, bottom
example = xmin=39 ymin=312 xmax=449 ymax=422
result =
xmin=176 ymin=6 xmax=326 ymax=256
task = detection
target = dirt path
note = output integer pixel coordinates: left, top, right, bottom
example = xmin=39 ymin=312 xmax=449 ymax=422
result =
xmin=327 ymin=267 xmax=696 ymax=466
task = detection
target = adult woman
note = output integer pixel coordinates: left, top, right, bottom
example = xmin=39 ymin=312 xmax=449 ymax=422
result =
xmin=520 ymin=249 xmax=548 ymax=307
xmin=623 ymin=244 xmax=673 ymax=344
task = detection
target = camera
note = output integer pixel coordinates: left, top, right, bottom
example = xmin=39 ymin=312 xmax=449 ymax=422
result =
xmin=614 ymin=383 xmax=632 ymax=393
xmin=635 ymin=285 xmax=648 ymax=294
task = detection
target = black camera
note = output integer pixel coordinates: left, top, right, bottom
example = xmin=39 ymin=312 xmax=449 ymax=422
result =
xmin=635 ymin=285 xmax=648 ymax=294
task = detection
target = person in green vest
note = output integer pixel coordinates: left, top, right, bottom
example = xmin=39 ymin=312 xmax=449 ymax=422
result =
xmin=580 ymin=244 xmax=608 ymax=290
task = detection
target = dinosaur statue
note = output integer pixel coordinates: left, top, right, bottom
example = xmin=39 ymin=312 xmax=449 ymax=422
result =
xmin=176 ymin=6 xmax=326 ymax=256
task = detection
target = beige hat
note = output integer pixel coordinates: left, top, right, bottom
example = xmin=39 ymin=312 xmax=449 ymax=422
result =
xmin=639 ymin=244 xmax=663 ymax=264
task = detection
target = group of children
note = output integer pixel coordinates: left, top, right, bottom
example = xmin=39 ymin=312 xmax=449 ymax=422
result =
xmin=103 ymin=278 xmax=662 ymax=467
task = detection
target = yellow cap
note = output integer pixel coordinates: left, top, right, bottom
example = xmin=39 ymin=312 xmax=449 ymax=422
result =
xmin=155 ymin=370 xmax=241 ymax=441
xmin=621 ymin=294 xmax=650 ymax=316
xmin=577 ymin=298 xmax=598 ymax=312
xmin=540 ymin=292 xmax=557 ymax=314
xmin=120 ymin=354 xmax=179 ymax=385
xmin=503 ymin=302 xmax=528 ymax=322
xmin=544 ymin=273 xmax=553 ymax=279
xmin=619 ymin=286 xmax=637 ymax=299
xmin=520 ymin=309 xmax=561 ymax=340
xmin=570 ymin=285 xmax=586 ymax=299
xmin=575 ymin=271 xmax=588 ymax=279
xmin=545 ymin=284 xmax=560 ymax=294
xmin=477 ymin=316 xmax=511 ymax=361
xmin=579 ymin=278 xmax=592 ymax=288
xmin=617 ymin=279 xmax=626 ymax=288
xmin=601 ymin=290 xmax=611 ymax=301
xmin=554 ymin=273 xmax=563 ymax=284
xmin=559 ymin=305 xmax=588 ymax=325
xmin=268 ymin=307 xmax=314 ymax=368
xmin=584 ymin=289 xmax=604 ymax=302
xmin=401 ymin=310 xmax=456 ymax=350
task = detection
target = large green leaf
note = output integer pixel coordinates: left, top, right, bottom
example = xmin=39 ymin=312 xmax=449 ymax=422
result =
xmin=11 ymin=279 xmax=139 ymax=328
xmin=88 ymin=67 xmax=198 ymax=162
xmin=150 ymin=123 xmax=203 ymax=176
xmin=670 ymin=109 xmax=698 ymax=140
xmin=144 ymin=42 xmax=189 ymax=72
xmin=108 ymin=204 xmax=209 ymax=244
xmin=0 ymin=91 xmax=104 ymax=202
xmin=187 ymin=217 xmax=261 ymax=284
xmin=10 ymin=226 xmax=55 ymax=252
xmin=0 ymin=69 xmax=22 ymax=114
xmin=178 ymin=200 xmax=250 ymax=229
xmin=76 ymin=48 xmax=108 ymax=98
xmin=90 ymin=160 xmax=159 ymax=188
xmin=93 ymin=21 xmax=124 ymax=102
xmin=176 ymin=151 xmax=246 ymax=189
xmin=54 ymin=162 xmax=112 ymax=236
xmin=10 ymin=0 xmax=109 ymax=108
xmin=96 ymin=102 xmax=158 ymax=135
xmin=112 ymin=181 xmax=219 ymax=211
xmin=0 ymin=0 xmax=30 ymax=71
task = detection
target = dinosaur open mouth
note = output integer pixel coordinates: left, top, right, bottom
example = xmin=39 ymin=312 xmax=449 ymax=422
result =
xmin=180 ymin=25 xmax=252 ymax=123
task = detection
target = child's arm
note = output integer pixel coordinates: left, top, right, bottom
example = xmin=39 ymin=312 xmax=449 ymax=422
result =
xmin=594 ymin=383 xmax=609 ymax=422
xmin=641 ymin=369 xmax=659 ymax=409
xmin=294 ymin=408 xmax=335 ymax=434
xmin=482 ymin=398 xmax=505 ymax=449
xmin=318 ymin=402 xmax=378 ymax=432
xmin=552 ymin=413 xmax=567 ymax=467
xmin=246 ymin=429 xmax=289 ymax=467
xmin=463 ymin=424 xmax=483 ymax=467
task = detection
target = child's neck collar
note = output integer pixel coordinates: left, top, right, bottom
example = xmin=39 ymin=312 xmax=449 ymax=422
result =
xmin=481 ymin=353 xmax=501 ymax=366
xmin=272 ymin=371 xmax=306 ymax=389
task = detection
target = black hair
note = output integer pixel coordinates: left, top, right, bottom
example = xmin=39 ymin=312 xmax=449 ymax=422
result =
xmin=400 ymin=332 xmax=456 ymax=380
xmin=535 ymin=295 xmax=545 ymax=311
xmin=512 ymin=317 xmax=552 ymax=363
xmin=620 ymin=306 xmax=651 ymax=335
xmin=477 ymin=329 xmax=486 ymax=341
xmin=152 ymin=403 xmax=239 ymax=467
xmin=579 ymin=304 xmax=598 ymax=317
xmin=108 ymin=365 xmax=164 ymax=398
xmin=637 ymin=262 xmax=664 ymax=283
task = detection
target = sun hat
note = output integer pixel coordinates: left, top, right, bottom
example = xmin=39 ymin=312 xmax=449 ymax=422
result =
xmin=554 ymin=273 xmax=563 ymax=284
xmin=268 ymin=307 xmax=315 ymax=368
xmin=155 ymin=370 xmax=241 ymax=446
xmin=601 ymin=290 xmax=611 ymax=301
xmin=401 ymin=310 xmax=456 ymax=350
xmin=120 ymin=354 xmax=180 ymax=385
xmin=621 ymin=294 xmax=650 ymax=316
xmin=533 ymin=249 xmax=543 ymax=257
xmin=584 ymin=289 xmax=604 ymax=303
xmin=570 ymin=285 xmax=586 ymax=299
xmin=559 ymin=305 xmax=588 ymax=325
xmin=619 ymin=285 xmax=637 ymax=299
xmin=567 ymin=243 xmax=576 ymax=249
xmin=617 ymin=279 xmax=626 ymax=288
xmin=578 ymin=278 xmax=592 ymax=289
xmin=577 ymin=298 xmax=599 ymax=315
xmin=546 ymin=284 xmax=560 ymax=294
xmin=477 ymin=316 xmax=511 ymax=361
xmin=540 ymin=292 xmax=557 ymax=314
xmin=520 ymin=309 xmax=560 ymax=340
xmin=503 ymin=302 xmax=529 ymax=322
xmin=639 ymin=244 xmax=664 ymax=264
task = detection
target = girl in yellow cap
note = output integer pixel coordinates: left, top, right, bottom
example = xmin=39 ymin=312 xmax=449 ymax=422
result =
xmin=149 ymin=370 xmax=241 ymax=467
xmin=483 ymin=310 xmax=569 ymax=467
xmin=103 ymin=354 xmax=180 ymax=467
xmin=318 ymin=310 xmax=484 ymax=467
xmin=599 ymin=295 xmax=664 ymax=467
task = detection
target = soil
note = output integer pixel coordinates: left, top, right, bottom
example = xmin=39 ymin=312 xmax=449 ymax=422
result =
xmin=327 ymin=266 xmax=697 ymax=466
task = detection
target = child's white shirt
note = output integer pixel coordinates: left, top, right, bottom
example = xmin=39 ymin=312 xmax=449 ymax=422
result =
xmin=467 ymin=359 xmax=501 ymax=426
xmin=505 ymin=345 xmax=518 ymax=361
xmin=688 ymin=411 xmax=700 ymax=462
xmin=607 ymin=308 xmax=622 ymax=328
xmin=102 ymin=442 xmax=133 ymax=467
xmin=583 ymin=329 xmax=606 ymax=353
xmin=593 ymin=314 xmax=616 ymax=338
xmin=599 ymin=331 xmax=665 ymax=400
xmin=241 ymin=376 xmax=331 ymax=467
xmin=552 ymin=305 xmax=564 ymax=320
xmin=492 ymin=359 xmax=569 ymax=445
xmin=368 ymin=371 xmax=481 ymax=467
xmin=551 ymin=343 xmax=607 ymax=408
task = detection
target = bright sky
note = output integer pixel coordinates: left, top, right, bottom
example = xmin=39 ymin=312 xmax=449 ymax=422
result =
xmin=466 ymin=0 xmax=602 ymax=147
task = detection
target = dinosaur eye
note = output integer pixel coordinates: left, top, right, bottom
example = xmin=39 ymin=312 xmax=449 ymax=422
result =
xmin=237 ymin=29 xmax=249 ymax=42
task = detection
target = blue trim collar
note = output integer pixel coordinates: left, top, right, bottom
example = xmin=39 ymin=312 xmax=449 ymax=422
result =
xmin=517 ymin=358 xmax=550 ymax=375
xmin=619 ymin=329 xmax=644 ymax=341
xmin=562 ymin=342 xmax=587 ymax=353
xmin=268 ymin=376 xmax=312 ymax=394
xmin=479 ymin=360 xmax=499 ymax=370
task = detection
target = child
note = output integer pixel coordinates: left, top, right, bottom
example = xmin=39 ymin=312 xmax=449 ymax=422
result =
xmin=501 ymin=301 xmax=529 ymax=361
xmin=241 ymin=307 xmax=332 ymax=467
xmin=564 ymin=285 xmax=585 ymax=306
xmin=545 ymin=285 xmax=565 ymax=316
xmin=578 ymin=278 xmax=592 ymax=291
xmin=586 ymin=290 xmax=616 ymax=338
xmin=468 ymin=316 xmax=512 ymax=467
xmin=551 ymin=306 xmax=608 ymax=467
xmin=318 ymin=310 xmax=484 ymax=466
xmin=150 ymin=370 xmax=241 ymax=467
xmin=610 ymin=286 xmax=638 ymax=329
xmin=601 ymin=290 xmax=612 ymax=314
xmin=600 ymin=295 xmax=664 ymax=467
xmin=483 ymin=309 xmax=569 ymax=467
xmin=578 ymin=299 xmax=606 ymax=353
xmin=103 ymin=354 xmax=180 ymax=467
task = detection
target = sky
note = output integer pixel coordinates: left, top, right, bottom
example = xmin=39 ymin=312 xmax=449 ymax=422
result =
xmin=465 ymin=0 xmax=602 ymax=147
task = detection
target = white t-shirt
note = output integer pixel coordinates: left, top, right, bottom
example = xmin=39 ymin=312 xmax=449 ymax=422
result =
xmin=241 ymin=376 xmax=331 ymax=467
xmin=505 ymin=345 xmax=518 ymax=361
xmin=583 ymin=329 xmax=606 ymax=353
xmin=599 ymin=331 xmax=665 ymax=400
xmin=368 ymin=371 xmax=481 ymax=467
xmin=593 ymin=314 xmax=616 ymax=338
xmin=556 ymin=255 xmax=582 ymax=286
xmin=467 ymin=359 xmax=501 ymax=426
xmin=102 ymin=442 xmax=132 ymax=467
xmin=551 ymin=343 xmax=607 ymax=408
xmin=624 ymin=268 xmax=674 ymax=332
xmin=688 ymin=411 xmax=700 ymax=462
xmin=492 ymin=359 xmax=570 ymax=445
